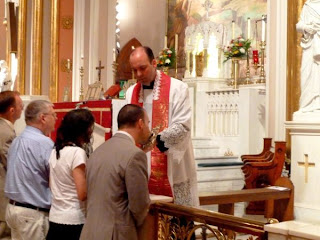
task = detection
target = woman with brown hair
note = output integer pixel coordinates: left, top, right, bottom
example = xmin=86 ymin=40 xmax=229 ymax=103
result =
xmin=46 ymin=109 xmax=95 ymax=240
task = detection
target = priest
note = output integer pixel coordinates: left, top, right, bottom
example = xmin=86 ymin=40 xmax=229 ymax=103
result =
xmin=126 ymin=46 xmax=199 ymax=207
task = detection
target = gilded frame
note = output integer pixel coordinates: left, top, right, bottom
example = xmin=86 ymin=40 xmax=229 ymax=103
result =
xmin=16 ymin=0 xmax=27 ymax=94
xmin=49 ymin=0 xmax=59 ymax=102
xmin=286 ymin=0 xmax=306 ymax=151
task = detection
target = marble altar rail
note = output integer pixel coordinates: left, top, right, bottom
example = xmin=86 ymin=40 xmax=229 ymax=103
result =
xmin=206 ymin=89 xmax=239 ymax=137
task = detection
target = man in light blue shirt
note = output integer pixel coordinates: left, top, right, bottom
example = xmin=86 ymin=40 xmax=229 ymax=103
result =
xmin=5 ymin=100 xmax=57 ymax=240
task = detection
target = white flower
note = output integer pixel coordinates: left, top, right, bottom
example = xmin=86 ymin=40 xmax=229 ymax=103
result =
xmin=167 ymin=50 xmax=172 ymax=54
xmin=239 ymin=38 xmax=245 ymax=42
xmin=230 ymin=43 xmax=234 ymax=47
xmin=159 ymin=55 xmax=163 ymax=59
xmin=239 ymin=48 xmax=245 ymax=54
xmin=165 ymin=59 xmax=171 ymax=64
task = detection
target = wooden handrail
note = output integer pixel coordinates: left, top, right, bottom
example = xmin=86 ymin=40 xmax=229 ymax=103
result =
xmin=198 ymin=177 xmax=294 ymax=222
xmin=199 ymin=186 xmax=291 ymax=205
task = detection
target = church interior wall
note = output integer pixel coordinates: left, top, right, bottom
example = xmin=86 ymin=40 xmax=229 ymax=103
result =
xmin=0 ymin=0 xmax=6 ymax=61
xmin=266 ymin=0 xmax=287 ymax=142
xmin=97 ymin=0 xmax=108 ymax=90
xmin=41 ymin=0 xmax=52 ymax=97
xmin=118 ymin=0 xmax=166 ymax=61
xmin=83 ymin=0 xmax=90 ymax=94
xmin=106 ymin=0 xmax=116 ymax=88
xmin=25 ymin=0 xmax=32 ymax=95
xmin=57 ymin=0 xmax=74 ymax=102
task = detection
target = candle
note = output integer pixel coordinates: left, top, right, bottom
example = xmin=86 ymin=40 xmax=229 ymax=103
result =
xmin=175 ymin=34 xmax=178 ymax=54
xmin=4 ymin=0 xmax=7 ymax=19
xmin=232 ymin=20 xmax=235 ymax=39
xmin=247 ymin=17 xmax=251 ymax=39
xmin=113 ymin=48 xmax=116 ymax=62
xmin=261 ymin=15 xmax=266 ymax=42
xmin=253 ymin=50 xmax=259 ymax=64
xmin=164 ymin=35 xmax=167 ymax=48
xmin=67 ymin=59 xmax=71 ymax=70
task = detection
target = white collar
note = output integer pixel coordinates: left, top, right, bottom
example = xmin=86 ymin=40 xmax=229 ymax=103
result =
xmin=116 ymin=130 xmax=135 ymax=144
xmin=139 ymin=70 xmax=162 ymax=103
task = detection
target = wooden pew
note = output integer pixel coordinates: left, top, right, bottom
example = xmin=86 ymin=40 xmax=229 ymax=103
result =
xmin=199 ymin=177 xmax=294 ymax=222
xmin=241 ymin=138 xmax=273 ymax=162
xmin=241 ymin=141 xmax=286 ymax=214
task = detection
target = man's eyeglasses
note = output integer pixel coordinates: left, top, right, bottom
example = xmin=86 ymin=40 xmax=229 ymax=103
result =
xmin=43 ymin=112 xmax=57 ymax=118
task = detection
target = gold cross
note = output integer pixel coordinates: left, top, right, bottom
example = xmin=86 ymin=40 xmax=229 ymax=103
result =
xmin=298 ymin=154 xmax=315 ymax=183
xmin=96 ymin=60 xmax=105 ymax=82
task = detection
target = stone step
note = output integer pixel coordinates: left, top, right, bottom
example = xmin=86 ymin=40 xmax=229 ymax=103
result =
xmin=196 ymin=155 xmax=240 ymax=163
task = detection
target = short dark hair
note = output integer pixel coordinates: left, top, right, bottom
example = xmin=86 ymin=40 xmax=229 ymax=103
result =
xmin=117 ymin=104 xmax=145 ymax=129
xmin=132 ymin=46 xmax=155 ymax=63
xmin=0 ymin=91 xmax=20 ymax=114
xmin=55 ymin=109 xmax=95 ymax=159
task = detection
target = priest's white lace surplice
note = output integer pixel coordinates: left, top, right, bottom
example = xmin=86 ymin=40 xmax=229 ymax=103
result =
xmin=126 ymin=72 xmax=199 ymax=207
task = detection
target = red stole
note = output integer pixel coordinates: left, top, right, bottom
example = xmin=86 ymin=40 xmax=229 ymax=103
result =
xmin=131 ymin=72 xmax=173 ymax=197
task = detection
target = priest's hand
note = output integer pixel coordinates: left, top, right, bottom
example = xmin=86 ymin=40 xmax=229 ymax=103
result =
xmin=156 ymin=135 xmax=169 ymax=153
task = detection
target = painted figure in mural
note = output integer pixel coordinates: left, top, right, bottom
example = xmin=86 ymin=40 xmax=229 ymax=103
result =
xmin=296 ymin=0 xmax=320 ymax=112
xmin=0 ymin=61 xmax=12 ymax=92
xmin=168 ymin=0 xmax=199 ymax=67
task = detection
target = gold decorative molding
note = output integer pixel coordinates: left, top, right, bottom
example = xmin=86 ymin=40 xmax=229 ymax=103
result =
xmin=286 ymin=0 xmax=305 ymax=120
xmin=31 ymin=0 xmax=43 ymax=95
xmin=50 ymin=0 xmax=59 ymax=102
xmin=16 ymin=0 xmax=27 ymax=94
xmin=286 ymin=0 xmax=306 ymax=151
xmin=60 ymin=59 xmax=72 ymax=72
xmin=61 ymin=16 xmax=73 ymax=29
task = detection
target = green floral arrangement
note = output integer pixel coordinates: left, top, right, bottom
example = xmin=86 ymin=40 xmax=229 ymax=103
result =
xmin=223 ymin=36 xmax=251 ymax=62
xmin=157 ymin=48 xmax=176 ymax=68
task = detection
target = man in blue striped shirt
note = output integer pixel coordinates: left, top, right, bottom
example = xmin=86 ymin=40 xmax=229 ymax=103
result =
xmin=5 ymin=100 xmax=57 ymax=239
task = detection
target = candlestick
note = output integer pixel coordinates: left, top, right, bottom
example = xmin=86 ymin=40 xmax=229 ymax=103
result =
xmin=232 ymin=20 xmax=235 ymax=39
xmin=164 ymin=35 xmax=167 ymax=48
xmin=233 ymin=58 xmax=239 ymax=89
xmin=79 ymin=66 xmax=84 ymax=101
xmin=261 ymin=15 xmax=266 ymax=42
xmin=112 ymin=62 xmax=119 ymax=84
xmin=245 ymin=51 xmax=252 ymax=84
xmin=259 ymin=41 xmax=266 ymax=83
xmin=67 ymin=59 xmax=71 ymax=70
xmin=175 ymin=34 xmax=178 ymax=53
xmin=4 ymin=0 xmax=7 ymax=19
xmin=247 ymin=17 xmax=251 ymax=39
xmin=113 ymin=48 xmax=116 ymax=62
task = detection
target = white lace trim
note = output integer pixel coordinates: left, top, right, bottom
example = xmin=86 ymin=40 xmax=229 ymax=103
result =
xmin=173 ymin=180 xmax=192 ymax=206
xmin=160 ymin=123 xmax=188 ymax=149
xmin=138 ymin=70 xmax=162 ymax=103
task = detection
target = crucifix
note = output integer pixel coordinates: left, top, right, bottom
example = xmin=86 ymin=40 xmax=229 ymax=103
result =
xmin=96 ymin=60 xmax=105 ymax=82
xmin=298 ymin=154 xmax=315 ymax=183
xmin=202 ymin=0 xmax=213 ymax=20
